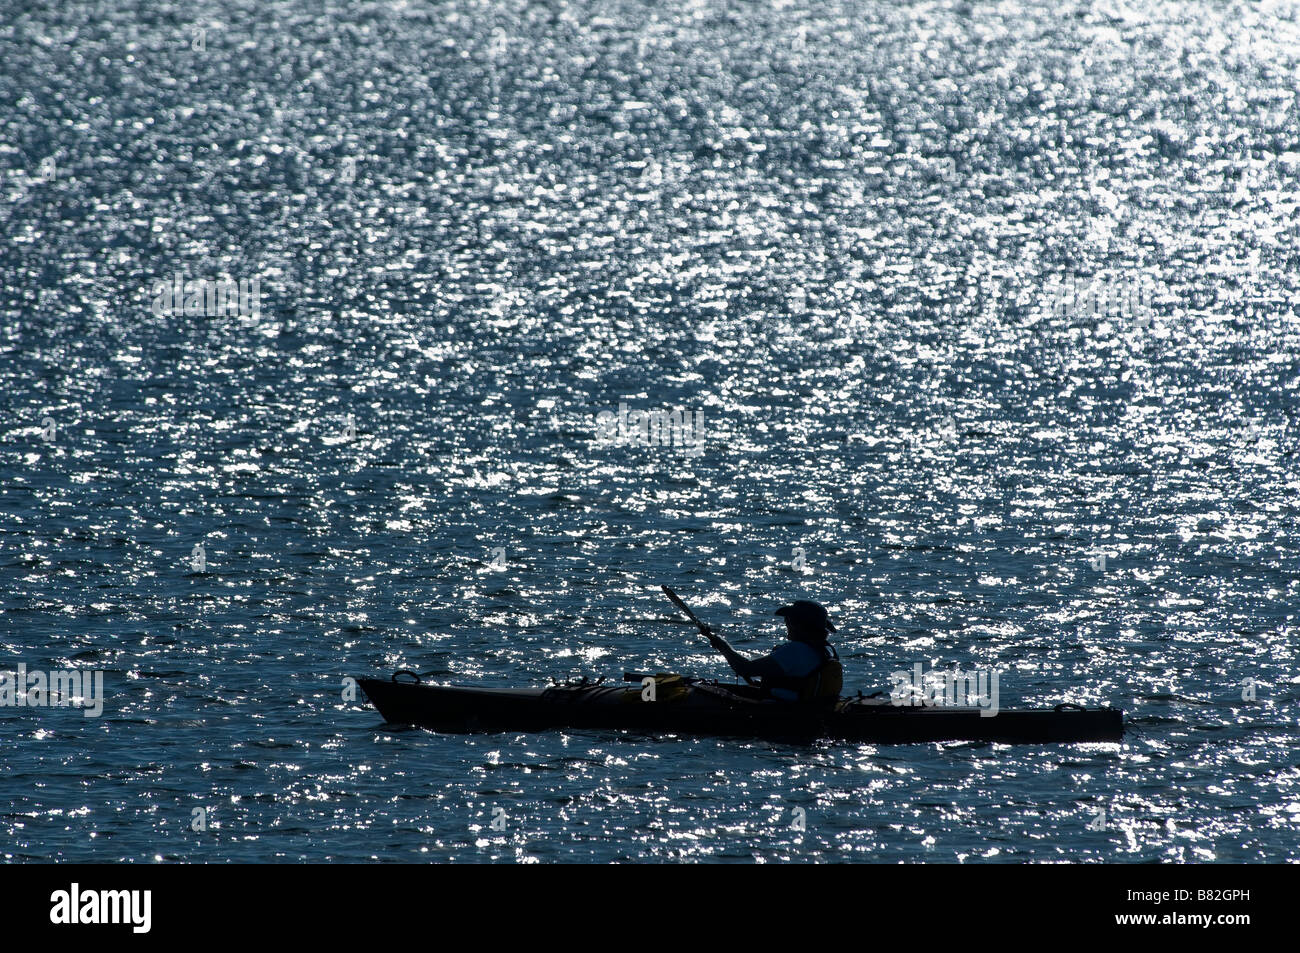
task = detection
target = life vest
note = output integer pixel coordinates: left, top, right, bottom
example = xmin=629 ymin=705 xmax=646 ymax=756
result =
xmin=764 ymin=644 xmax=842 ymax=703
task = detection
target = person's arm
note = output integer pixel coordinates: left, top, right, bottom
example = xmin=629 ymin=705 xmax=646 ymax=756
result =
xmin=704 ymin=628 xmax=784 ymax=680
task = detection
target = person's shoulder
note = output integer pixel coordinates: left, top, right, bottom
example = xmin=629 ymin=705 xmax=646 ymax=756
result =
xmin=802 ymin=641 xmax=830 ymax=663
xmin=771 ymin=640 xmax=823 ymax=671
xmin=770 ymin=641 xmax=805 ymax=660
xmin=784 ymin=640 xmax=823 ymax=659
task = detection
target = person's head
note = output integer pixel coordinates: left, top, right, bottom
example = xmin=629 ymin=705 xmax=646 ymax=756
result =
xmin=775 ymin=600 xmax=836 ymax=645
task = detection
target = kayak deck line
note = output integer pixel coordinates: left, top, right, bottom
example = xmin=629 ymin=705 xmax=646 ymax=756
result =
xmin=357 ymin=676 xmax=1124 ymax=745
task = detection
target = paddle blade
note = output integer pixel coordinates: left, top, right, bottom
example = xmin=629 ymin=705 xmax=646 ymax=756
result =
xmin=661 ymin=584 xmax=689 ymax=614
xmin=661 ymin=585 xmax=702 ymax=627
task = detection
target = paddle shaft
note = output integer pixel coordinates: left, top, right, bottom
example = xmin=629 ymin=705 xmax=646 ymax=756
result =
xmin=660 ymin=585 xmax=757 ymax=687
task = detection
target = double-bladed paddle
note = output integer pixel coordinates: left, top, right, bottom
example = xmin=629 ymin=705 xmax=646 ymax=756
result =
xmin=661 ymin=585 xmax=756 ymax=686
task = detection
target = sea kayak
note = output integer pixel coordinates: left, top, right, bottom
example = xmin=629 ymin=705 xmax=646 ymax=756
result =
xmin=358 ymin=674 xmax=1124 ymax=744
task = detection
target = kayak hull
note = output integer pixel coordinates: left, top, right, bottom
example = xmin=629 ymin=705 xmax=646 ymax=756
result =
xmin=358 ymin=678 xmax=1124 ymax=744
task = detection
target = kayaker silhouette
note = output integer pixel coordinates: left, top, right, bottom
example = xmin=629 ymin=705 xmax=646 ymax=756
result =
xmin=358 ymin=589 xmax=1125 ymax=740
xmin=704 ymin=600 xmax=843 ymax=703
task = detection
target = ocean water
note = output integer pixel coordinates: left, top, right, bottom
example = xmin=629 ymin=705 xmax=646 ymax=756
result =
xmin=1 ymin=0 xmax=1297 ymax=862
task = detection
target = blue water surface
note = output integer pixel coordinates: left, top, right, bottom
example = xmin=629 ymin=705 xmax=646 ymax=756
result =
xmin=1 ymin=0 xmax=1297 ymax=862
